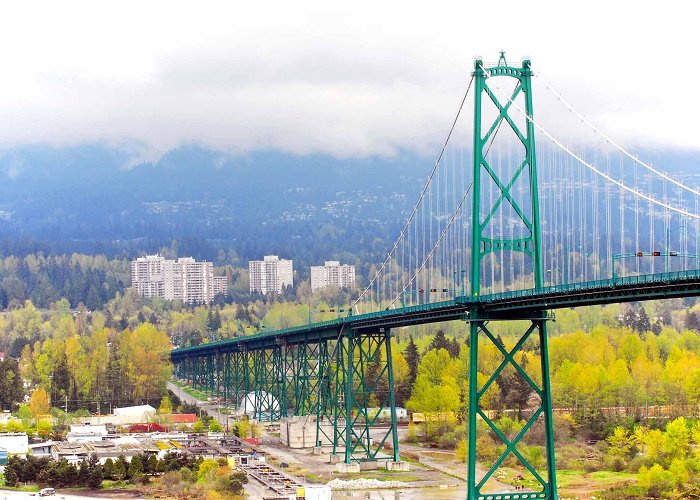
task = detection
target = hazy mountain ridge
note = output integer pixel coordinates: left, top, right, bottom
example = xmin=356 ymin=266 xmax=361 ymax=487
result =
xmin=0 ymin=144 xmax=429 ymax=264
xmin=0 ymin=143 xmax=698 ymax=265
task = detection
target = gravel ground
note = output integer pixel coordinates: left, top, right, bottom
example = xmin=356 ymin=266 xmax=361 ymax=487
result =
xmin=327 ymin=478 xmax=412 ymax=490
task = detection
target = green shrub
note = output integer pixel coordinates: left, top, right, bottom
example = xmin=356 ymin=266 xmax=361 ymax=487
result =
xmin=638 ymin=463 xmax=675 ymax=498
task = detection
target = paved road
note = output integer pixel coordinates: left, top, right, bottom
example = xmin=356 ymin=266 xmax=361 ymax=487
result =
xmin=167 ymin=382 xmax=231 ymax=429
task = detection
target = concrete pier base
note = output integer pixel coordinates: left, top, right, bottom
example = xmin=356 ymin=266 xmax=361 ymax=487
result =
xmin=335 ymin=462 xmax=361 ymax=473
xmin=359 ymin=461 xmax=379 ymax=471
xmin=385 ymin=461 xmax=410 ymax=471
xmin=313 ymin=446 xmax=323 ymax=455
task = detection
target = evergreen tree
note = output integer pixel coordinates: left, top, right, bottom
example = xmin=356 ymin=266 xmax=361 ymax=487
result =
xmin=88 ymin=465 xmax=104 ymax=488
xmin=635 ymin=305 xmax=651 ymax=333
xmin=128 ymin=454 xmax=144 ymax=478
xmin=448 ymin=337 xmax=461 ymax=358
xmin=213 ymin=309 xmax=222 ymax=331
xmin=497 ymin=354 xmax=534 ymax=418
xmin=146 ymin=453 xmax=158 ymax=474
xmin=102 ymin=458 xmax=114 ymax=480
xmin=404 ymin=336 xmax=420 ymax=386
xmin=429 ymin=330 xmax=451 ymax=352
xmin=78 ymin=459 xmax=90 ymax=485
xmin=113 ymin=456 xmax=127 ymax=480
xmin=0 ymin=358 xmax=23 ymax=409
xmin=206 ymin=310 xmax=214 ymax=332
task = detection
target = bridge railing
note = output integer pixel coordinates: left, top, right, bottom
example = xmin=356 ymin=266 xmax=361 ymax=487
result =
xmin=172 ymin=268 xmax=700 ymax=356
xmin=479 ymin=268 xmax=700 ymax=303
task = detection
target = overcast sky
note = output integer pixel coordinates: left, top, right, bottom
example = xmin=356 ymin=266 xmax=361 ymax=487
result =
xmin=0 ymin=1 xmax=695 ymax=163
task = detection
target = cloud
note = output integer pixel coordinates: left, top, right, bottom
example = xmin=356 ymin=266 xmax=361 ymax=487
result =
xmin=0 ymin=1 xmax=697 ymax=163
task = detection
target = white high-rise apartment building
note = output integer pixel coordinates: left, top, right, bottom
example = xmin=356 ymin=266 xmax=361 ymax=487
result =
xmin=310 ymin=261 xmax=356 ymax=292
xmin=249 ymin=255 xmax=293 ymax=295
xmin=131 ymin=254 xmax=227 ymax=303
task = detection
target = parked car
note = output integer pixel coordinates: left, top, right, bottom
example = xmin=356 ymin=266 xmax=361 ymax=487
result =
xmin=39 ymin=488 xmax=55 ymax=497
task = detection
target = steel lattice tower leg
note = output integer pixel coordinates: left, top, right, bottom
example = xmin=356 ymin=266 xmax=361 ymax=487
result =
xmin=468 ymin=55 xmax=558 ymax=499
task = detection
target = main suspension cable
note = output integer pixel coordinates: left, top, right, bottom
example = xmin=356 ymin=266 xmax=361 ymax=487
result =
xmin=480 ymin=64 xmax=700 ymax=221
xmin=351 ymin=75 xmax=475 ymax=309
xmin=534 ymin=69 xmax=700 ymax=199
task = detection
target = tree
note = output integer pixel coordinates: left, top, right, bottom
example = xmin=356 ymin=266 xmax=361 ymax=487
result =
xmin=235 ymin=419 xmax=250 ymax=438
xmin=192 ymin=419 xmax=205 ymax=433
xmin=429 ymin=331 xmax=451 ymax=353
xmin=36 ymin=419 xmax=53 ymax=439
xmin=663 ymin=417 xmax=690 ymax=461
xmin=606 ymin=426 xmax=634 ymax=458
xmin=448 ymin=337 xmax=461 ymax=358
xmin=622 ymin=303 xmax=651 ymax=333
xmin=209 ymin=419 xmax=222 ymax=433
xmin=229 ymin=470 xmax=248 ymax=495
xmin=123 ymin=323 xmax=173 ymax=404
xmin=0 ymin=358 xmax=23 ymax=410
xmin=686 ymin=311 xmax=700 ymax=332
xmin=29 ymin=388 xmax=51 ymax=420
xmin=128 ymin=454 xmax=144 ymax=478
xmin=6 ymin=418 xmax=24 ymax=433
xmin=497 ymin=354 xmax=534 ymax=418
xmin=404 ymin=337 xmax=420 ymax=386
xmin=197 ymin=458 xmax=219 ymax=482
xmin=638 ymin=464 xmax=675 ymax=497
xmin=159 ymin=396 xmax=173 ymax=415
xmin=145 ymin=454 xmax=158 ymax=474
xmin=102 ymin=458 xmax=114 ymax=480
xmin=406 ymin=349 xmax=460 ymax=415
xmin=78 ymin=460 xmax=90 ymax=485
xmin=88 ymin=464 xmax=104 ymax=489
xmin=113 ymin=456 xmax=127 ymax=480
xmin=17 ymin=404 xmax=32 ymax=425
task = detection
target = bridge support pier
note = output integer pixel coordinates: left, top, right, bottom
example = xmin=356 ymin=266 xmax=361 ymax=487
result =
xmin=467 ymin=311 xmax=558 ymax=500
xmin=316 ymin=329 xmax=401 ymax=464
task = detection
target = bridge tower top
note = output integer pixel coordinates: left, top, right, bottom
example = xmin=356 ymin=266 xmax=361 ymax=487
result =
xmin=470 ymin=54 xmax=542 ymax=297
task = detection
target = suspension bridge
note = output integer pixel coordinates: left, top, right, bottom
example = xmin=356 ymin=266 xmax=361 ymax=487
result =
xmin=170 ymin=53 xmax=700 ymax=499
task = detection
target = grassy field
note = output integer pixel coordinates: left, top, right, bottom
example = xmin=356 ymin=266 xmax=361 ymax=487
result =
xmin=556 ymin=469 xmax=637 ymax=497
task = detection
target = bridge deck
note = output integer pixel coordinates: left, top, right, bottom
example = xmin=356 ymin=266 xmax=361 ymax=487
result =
xmin=171 ymin=269 xmax=700 ymax=359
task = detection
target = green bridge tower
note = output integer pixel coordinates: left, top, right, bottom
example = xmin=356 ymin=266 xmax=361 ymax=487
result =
xmin=468 ymin=54 xmax=558 ymax=499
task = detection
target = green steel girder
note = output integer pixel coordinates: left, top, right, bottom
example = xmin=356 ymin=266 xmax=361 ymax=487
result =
xmin=171 ymin=271 xmax=700 ymax=363
xmin=250 ymin=347 xmax=285 ymax=421
xmin=316 ymin=338 xmax=347 ymax=455
xmin=310 ymin=330 xmax=400 ymax=463
xmin=287 ymin=341 xmax=322 ymax=416
xmin=343 ymin=330 xmax=400 ymax=462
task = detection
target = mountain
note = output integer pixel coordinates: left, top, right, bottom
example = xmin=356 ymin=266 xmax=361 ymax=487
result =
xmin=0 ymin=142 xmax=698 ymax=272
xmin=0 ymin=144 xmax=430 ymax=268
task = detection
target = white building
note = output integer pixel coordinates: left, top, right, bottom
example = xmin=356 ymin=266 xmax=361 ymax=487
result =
xmin=67 ymin=423 xmax=108 ymax=443
xmin=310 ymin=261 xmax=356 ymax=292
xmin=249 ymin=255 xmax=293 ymax=295
xmin=131 ymin=255 xmax=227 ymax=304
xmin=114 ymin=404 xmax=157 ymax=422
xmin=0 ymin=432 xmax=29 ymax=456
